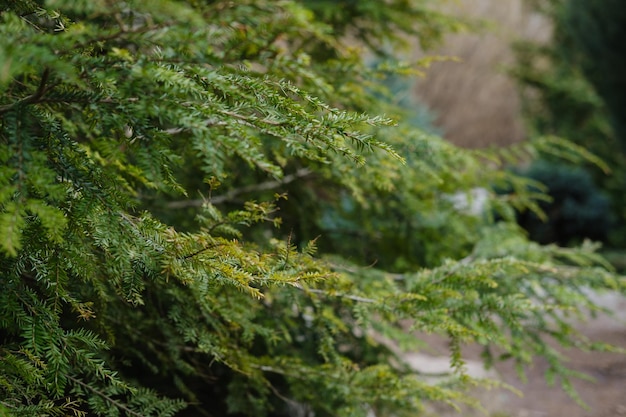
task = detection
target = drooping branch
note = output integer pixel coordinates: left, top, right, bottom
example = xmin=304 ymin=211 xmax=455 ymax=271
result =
xmin=166 ymin=168 xmax=313 ymax=208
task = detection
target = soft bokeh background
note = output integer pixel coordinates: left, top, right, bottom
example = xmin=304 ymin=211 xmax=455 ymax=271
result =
xmin=407 ymin=1 xmax=626 ymax=415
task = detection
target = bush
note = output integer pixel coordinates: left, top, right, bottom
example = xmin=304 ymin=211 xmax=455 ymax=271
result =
xmin=0 ymin=1 xmax=624 ymax=416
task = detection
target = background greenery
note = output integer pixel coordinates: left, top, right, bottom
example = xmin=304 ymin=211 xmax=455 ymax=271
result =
xmin=512 ymin=0 xmax=626 ymax=248
xmin=1 ymin=1 xmax=624 ymax=416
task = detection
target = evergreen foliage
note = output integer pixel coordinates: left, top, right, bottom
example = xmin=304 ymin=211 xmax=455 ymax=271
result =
xmin=0 ymin=1 xmax=624 ymax=416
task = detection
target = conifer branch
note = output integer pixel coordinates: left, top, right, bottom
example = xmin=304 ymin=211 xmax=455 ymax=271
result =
xmin=2 ymin=2 xmax=623 ymax=415
xmin=68 ymin=376 xmax=145 ymax=417
xmin=0 ymin=67 xmax=49 ymax=115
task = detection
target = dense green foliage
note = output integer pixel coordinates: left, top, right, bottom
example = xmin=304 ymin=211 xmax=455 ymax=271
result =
xmin=512 ymin=0 xmax=626 ymax=246
xmin=1 ymin=1 xmax=625 ymax=416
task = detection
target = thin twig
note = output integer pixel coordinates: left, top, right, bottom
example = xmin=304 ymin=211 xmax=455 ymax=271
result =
xmin=166 ymin=168 xmax=313 ymax=208
xmin=163 ymin=118 xmax=228 ymax=134
xmin=219 ymin=109 xmax=284 ymax=126
xmin=66 ymin=23 xmax=172 ymax=53
xmin=113 ymin=13 xmax=127 ymax=32
xmin=328 ymin=261 xmax=406 ymax=281
xmin=0 ymin=67 xmax=50 ymax=115
xmin=430 ymin=254 xmax=476 ymax=285
xmin=67 ymin=375 xmax=146 ymax=417
xmin=182 ymin=242 xmax=227 ymax=260
xmin=293 ymin=283 xmax=377 ymax=304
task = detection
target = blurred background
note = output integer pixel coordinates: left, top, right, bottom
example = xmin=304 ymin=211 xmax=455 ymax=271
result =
xmin=411 ymin=0 xmax=626 ymax=261
xmin=406 ymin=1 xmax=626 ymax=415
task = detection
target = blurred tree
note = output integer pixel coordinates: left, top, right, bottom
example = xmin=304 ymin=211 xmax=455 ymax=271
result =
xmin=0 ymin=1 xmax=624 ymax=417
xmin=511 ymin=0 xmax=626 ymax=246
xmin=516 ymin=160 xmax=613 ymax=245
xmin=563 ymin=0 xmax=626 ymax=149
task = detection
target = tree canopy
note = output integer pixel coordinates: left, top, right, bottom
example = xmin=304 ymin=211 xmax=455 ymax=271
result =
xmin=1 ymin=1 xmax=624 ymax=416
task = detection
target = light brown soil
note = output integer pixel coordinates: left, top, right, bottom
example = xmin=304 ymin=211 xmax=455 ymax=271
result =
xmin=492 ymin=327 xmax=626 ymax=417
xmin=418 ymin=301 xmax=626 ymax=417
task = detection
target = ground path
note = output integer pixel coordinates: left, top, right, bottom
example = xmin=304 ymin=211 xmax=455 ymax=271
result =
xmin=409 ymin=293 xmax=626 ymax=417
